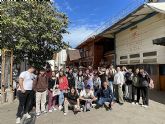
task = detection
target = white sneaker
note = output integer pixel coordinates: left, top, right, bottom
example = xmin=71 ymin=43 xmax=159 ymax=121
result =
xmin=52 ymin=107 xmax=57 ymax=111
xmin=131 ymin=102 xmax=135 ymax=105
xmin=25 ymin=113 xmax=31 ymax=119
xmin=36 ymin=113 xmax=41 ymax=116
xmin=64 ymin=112 xmax=67 ymax=116
xmin=59 ymin=105 xmax=63 ymax=111
xmin=49 ymin=110 xmax=53 ymax=113
xmin=143 ymin=105 xmax=148 ymax=108
xmin=42 ymin=110 xmax=47 ymax=114
xmin=136 ymin=102 xmax=140 ymax=105
xmin=16 ymin=117 xmax=21 ymax=124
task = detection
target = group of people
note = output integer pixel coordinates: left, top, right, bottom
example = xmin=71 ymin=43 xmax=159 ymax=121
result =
xmin=15 ymin=64 xmax=153 ymax=124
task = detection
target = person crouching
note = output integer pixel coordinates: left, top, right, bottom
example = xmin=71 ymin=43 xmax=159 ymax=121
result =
xmin=63 ymin=87 xmax=81 ymax=115
xmin=95 ymin=81 xmax=115 ymax=111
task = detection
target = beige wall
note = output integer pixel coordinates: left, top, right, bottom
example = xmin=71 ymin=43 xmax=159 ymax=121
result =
xmin=115 ymin=13 xmax=165 ymax=65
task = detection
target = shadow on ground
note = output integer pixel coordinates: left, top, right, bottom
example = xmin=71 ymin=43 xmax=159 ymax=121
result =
xmin=149 ymin=90 xmax=165 ymax=105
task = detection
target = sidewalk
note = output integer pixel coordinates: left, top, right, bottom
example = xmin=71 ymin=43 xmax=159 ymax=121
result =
xmin=0 ymin=91 xmax=165 ymax=124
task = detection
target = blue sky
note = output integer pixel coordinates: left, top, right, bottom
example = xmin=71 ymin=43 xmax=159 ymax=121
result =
xmin=53 ymin=0 xmax=145 ymax=48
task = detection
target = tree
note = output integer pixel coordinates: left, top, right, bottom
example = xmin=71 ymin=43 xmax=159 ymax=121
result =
xmin=0 ymin=1 xmax=69 ymax=68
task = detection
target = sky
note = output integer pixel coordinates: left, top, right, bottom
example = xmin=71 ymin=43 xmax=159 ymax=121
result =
xmin=54 ymin=0 xmax=145 ymax=48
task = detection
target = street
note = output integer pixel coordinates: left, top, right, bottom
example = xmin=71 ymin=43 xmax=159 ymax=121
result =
xmin=0 ymin=91 xmax=165 ymax=124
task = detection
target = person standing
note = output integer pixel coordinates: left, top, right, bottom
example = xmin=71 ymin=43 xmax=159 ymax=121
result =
xmin=75 ymin=70 xmax=84 ymax=93
xmin=67 ymin=69 xmax=75 ymax=89
xmin=132 ymin=68 xmax=140 ymax=104
xmin=124 ymin=68 xmax=133 ymax=102
xmin=139 ymin=67 xmax=150 ymax=108
xmin=33 ymin=69 xmax=48 ymax=116
xmin=58 ymin=71 xmax=69 ymax=110
xmin=16 ymin=65 xmax=35 ymax=124
xmin=114 ymin=67 xmax=125 ymax=105
xmin=108 ymin=65 xmax=116 ymax=93
xmin=48 ymin=71 xmax=59 ymax=112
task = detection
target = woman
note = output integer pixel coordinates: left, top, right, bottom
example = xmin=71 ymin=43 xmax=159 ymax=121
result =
xmin=48 ymin=71 xmax=59 ymax=112
xmin=93 ymin=73 xmax=101 ymax=93
xmin=75 ymin=70 xmax=84 ymax=93
xmin=58 ymin=71 xmax=69 ymax=110
xmin=64 ymin=87 xmax=80 ymax=115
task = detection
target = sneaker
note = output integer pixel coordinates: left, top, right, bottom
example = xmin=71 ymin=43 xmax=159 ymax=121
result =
xmin=16 ymin=117 xmax=21 ymax=124
xmin=64 ymin=112 xmax=67 ymax=116
xmin=36 ymin=113 xmax=41 ymax=116
xmin=143 ymin=105 xmax=148 ymax=108
xmin=136 ymin=102 xmax=140 ymax=105
xmin=25 ymin=113 xmax=31 ymax=119
xmin=52 ymin=107 xmax=57 ymax=111
xmin=131 ymin=102 xmax=135 ymax=105
xmin=59 ymin=105 xmax=63 ymax=111
xmin=42 ymin=110 xmax=47 ymax=114
xmin=48 ymin=110 xmax=53 ymax=113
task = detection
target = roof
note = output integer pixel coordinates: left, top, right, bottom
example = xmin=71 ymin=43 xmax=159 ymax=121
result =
xmin=100 ymin=2 xmax=165 ymax=37
xmin=67 ymin=49 xmax=81 ymax=61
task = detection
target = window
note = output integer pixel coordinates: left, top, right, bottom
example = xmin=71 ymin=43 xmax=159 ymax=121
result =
xmin=130 ymin=54 xmax=140 ymax=58
xmin=120 ymin=61 xmax=128 ymax=64
xmin=120 ymin=56 xmax=128 ymax=60
xmin=130 ymin=60 xmax=140 ymax=64
xmin=143 ymin=51 xmax=157 ymax=57
xmin=143 ymin=58 xmax=157 ymax=63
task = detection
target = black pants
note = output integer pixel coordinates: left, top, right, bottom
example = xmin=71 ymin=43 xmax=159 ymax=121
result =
xmin=141 ymin=87 xmax=149 ymax=106
xmin=132 ymin=86 xmax=140 ymax=103
xmin=16 ymin=90 xmax=33 ymax=118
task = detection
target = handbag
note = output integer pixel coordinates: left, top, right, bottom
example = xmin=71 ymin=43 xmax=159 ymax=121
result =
xmin=149 ymin=78 xmax=154 ymax=89
xmin=52 ymin=89 xmax=61 ymax=96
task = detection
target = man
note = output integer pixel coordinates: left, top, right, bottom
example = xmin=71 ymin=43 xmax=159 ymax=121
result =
xmin=33 ymin=69 xmax=48 ymax=116
xmin=16 ymin=65 xmax=36 ymax=124
xmin=79 ymin=85 xmax=97 ymax=112
xmin=114 ymin=67 xmax=125 ymax=105
xmin=108 ymin=65 xmax=116 ymax=93
xmin=96 ymin=81 xmax=115 ymax=110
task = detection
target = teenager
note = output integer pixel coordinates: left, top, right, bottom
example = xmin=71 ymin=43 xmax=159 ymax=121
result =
xmin=93 ymin=73 xmax=101 ymax=93
xmin=58 ymin=71 xmax=69 ymax=110
xmin=33 ymin=69 xmax=48 ymax=116
xmin=16 ymin=66 xmax=36 ymax=124
xmin=96 ymin=81 xmax=115 ymax=110
xmin=48 ymin=71 xmax=59 ymax=112
xmin=75 ymin=70 xmax=84 ymax=93
xmin=67 ymin=69 xmax=75 ymax=89
xmin=108 ymin=65 xmax=116 ymax=93
xmin=132 ymin=68 xmax=140 ymax=105
xmin=63 ymin=87 xmax=81 ymax=115
xmin=114 ymin=67 xmax=124 ymax=105
xmin=124 ymin=68 xmax=133 ymax=102
xmin=139 ymin=67 xmax=150 ymax=108
xmin=79 ymin=85 xmax=97 ymax=112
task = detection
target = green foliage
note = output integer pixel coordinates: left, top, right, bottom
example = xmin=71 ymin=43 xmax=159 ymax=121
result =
xmin=0 ymin=1 xmax=69 ymax=68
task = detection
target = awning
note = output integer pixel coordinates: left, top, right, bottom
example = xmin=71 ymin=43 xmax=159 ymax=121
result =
xmin=68 ymin=50 xmax=81 ymax=61
xmin=146 ymin=2 xmax=165 ymax=14
xmin=153 ymin=37 xmax=165 ymax=46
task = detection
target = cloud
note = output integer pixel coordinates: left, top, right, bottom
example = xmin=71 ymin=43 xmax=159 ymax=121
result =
xmin=63 ymin=25 xmax=97 ymax=48
xmin=63 ymin=0 xmax=73 ymax=11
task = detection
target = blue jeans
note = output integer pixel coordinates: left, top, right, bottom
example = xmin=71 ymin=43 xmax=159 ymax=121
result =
xmin=109 ymin=81 xmax=113 ymax=93
xmin=97 ymin=97 xmax=112 ymax=106
xmin=59 ymin=91 xmax=64 ymax=106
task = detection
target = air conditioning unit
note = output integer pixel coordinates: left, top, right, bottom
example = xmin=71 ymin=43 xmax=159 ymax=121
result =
xmin=148 ymin=0 xmax=158 ymax=2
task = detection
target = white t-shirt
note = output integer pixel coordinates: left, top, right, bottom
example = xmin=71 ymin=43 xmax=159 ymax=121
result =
xmin=80 ymin=90 xmax=94 ymax=99
xmin=18 ymin=71 xmax=36 ymax=90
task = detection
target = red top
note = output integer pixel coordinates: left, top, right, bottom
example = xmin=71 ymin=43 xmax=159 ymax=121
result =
xmin=59 ymin=76 xmax=68 ymax=90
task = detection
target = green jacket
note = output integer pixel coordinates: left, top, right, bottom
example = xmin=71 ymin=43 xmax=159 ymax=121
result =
xmin=132 ymin=74 xmax=140 ymax=87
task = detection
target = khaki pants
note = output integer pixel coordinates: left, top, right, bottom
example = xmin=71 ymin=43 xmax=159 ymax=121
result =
xmin=64 ymin=100 xmax=79 ymax=113
xmin=36 ymin=91 xmax=47 ymax=113
xmin=114 ymin=84 xmax=124 ymax=103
